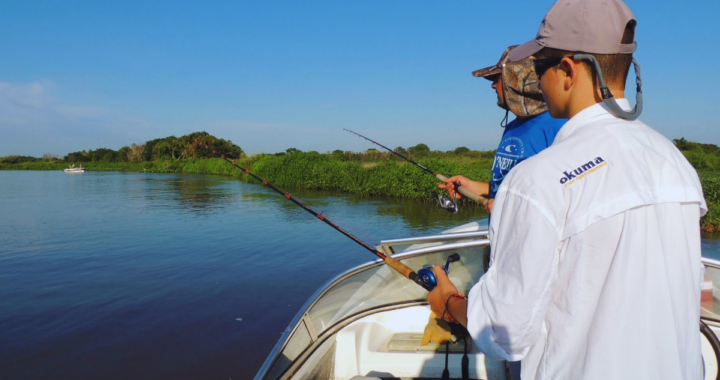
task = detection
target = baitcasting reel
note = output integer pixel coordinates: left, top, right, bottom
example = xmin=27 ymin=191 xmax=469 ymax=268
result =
xmin=417 ymin=253 xmax=460 ymax=290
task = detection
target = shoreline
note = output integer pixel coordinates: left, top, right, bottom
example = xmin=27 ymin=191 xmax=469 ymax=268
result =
xmin=2 ymin=155 xmax=718 ymax=232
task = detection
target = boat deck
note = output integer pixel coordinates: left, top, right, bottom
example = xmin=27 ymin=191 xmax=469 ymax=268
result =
xmin=292 ymin=305 xmax=506 ymax=380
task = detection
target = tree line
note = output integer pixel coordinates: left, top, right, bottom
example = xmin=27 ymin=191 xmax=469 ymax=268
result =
xmin=0 ymin=131 xmax=496 ymax=166
xmin=1 ymin=133 xmax=716 ymax=167
xmin=0 ymin=132 xmax=244 ymax=164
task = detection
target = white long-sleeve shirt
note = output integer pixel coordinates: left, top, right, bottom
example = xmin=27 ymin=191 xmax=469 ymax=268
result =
xmin=467 ymin=100 xmax=707 ymax=380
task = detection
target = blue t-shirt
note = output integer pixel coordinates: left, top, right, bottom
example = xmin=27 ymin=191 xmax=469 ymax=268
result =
xmin=489 ymin=111 xmax=565 ymax=198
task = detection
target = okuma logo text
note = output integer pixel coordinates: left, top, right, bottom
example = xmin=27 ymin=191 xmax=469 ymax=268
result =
xmin=559 ymin=157 xmax=606 ymax=185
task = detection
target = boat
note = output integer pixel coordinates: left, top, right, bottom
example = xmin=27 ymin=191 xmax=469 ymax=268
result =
xmin=254 ymin=219 xmax=720 ymax=380
xmin=64 ymin=166 xmax=85 ymax=173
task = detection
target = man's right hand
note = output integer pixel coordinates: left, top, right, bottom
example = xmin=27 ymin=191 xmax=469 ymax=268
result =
xmin=426 ymin=266 xmax=468 ymax=327
xmin=485 ymin=198 xmax=494 ymax=214
xmin=438 ymin=175 xmax=470 ymax=200
xmin=438 ymin=176 xmax=490 ymax=203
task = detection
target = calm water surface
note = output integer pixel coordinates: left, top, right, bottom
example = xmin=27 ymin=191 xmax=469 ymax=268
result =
xmin=1 ymin=171 xmax=497 ymax=380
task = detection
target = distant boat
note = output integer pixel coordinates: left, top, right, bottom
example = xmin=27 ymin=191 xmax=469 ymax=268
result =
xmin=64 ymin=167 xmax=85 ymax=173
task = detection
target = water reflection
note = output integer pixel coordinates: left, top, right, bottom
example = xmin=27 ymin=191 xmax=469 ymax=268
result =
xmin=374 ymin=198 xmax=488 ymax=230
xmin=248 ymin=185 xmax=489 ymax=236
xmin=131 ymin=172 xmax=490 ymax=232
xmin=140 ymin=175 xmax=238 ymax=215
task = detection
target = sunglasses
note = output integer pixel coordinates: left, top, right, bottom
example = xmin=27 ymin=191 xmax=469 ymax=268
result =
xmin=532 ymin=56 xmax=565 ymax=79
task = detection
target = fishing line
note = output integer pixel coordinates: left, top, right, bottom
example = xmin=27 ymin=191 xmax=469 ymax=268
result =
xmin=198 ymin=141 xmax=433 ymax=291
xmin=329 ymin=216 xmax=381 ymax=247
xmin=343 ymin=129 xmax=488 ymax=207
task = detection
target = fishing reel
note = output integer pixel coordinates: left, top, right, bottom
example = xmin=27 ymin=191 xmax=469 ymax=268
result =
xmin=433 ymin=192 xmax=459 ymax=213
xmin=417 ymin=253 xmax=460 ymax=290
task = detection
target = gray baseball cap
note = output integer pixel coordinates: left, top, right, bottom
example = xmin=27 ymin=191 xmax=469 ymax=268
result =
xmin=508 ymin=0 xmax=636 ymax=62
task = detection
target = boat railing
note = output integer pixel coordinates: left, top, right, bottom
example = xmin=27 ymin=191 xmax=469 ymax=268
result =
xmin=381 ymin=238 xmax=490 ymax=257
xmin=704 ymin=257 xmax=720 ymax=269
xmin=376 ymin=230 xmax=489 ymax=256
xmin=701 ymin=257 xmax=720 ymax=325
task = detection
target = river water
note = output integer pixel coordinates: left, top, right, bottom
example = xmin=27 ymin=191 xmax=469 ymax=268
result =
xmin=1 ymin=171 xmax=500 ymax=380
xmin=2 ymin=171 xmax=719 ymax=380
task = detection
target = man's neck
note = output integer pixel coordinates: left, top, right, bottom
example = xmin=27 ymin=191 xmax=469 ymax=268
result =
xmin=568 ymin=83 xmax=625 ymax=119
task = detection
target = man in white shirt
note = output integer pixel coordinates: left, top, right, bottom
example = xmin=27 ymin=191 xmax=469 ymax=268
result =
xmin=427 ymin=0 xmax=707 ymax=379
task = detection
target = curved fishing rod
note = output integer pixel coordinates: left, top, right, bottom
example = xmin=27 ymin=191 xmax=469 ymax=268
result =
xmin=343 ymin=129 xmax=488 ymax=206
xmin=198 ymin=142 xmax=433 ymax=291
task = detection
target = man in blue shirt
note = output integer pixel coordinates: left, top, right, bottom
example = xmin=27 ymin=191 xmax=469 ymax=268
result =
xmin=438 ymin=45 xmax=566 ymax=380
xmin=440 ymin=45 xmax=565 ymax=214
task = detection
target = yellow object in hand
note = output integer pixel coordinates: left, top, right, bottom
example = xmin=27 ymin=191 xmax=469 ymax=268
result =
xmin=420 ymin=311 xmax=452 ymax=345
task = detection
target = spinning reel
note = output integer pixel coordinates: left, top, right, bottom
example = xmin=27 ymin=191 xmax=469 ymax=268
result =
xmin=433 ymin=192 xmax=459 ymax=213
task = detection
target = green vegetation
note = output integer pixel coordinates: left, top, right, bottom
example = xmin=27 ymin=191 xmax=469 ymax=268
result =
xmin=2 ymin=133 xmax=719 ymax=230
xmin=244 ymin=150 xmax=493 ymax=200
xmin=675 ymin=138 xmax=720 ymax=231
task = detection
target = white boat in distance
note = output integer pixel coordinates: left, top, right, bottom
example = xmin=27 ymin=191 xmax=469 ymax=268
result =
xmin=64 ymin=166 xmax=85 ymax=173
xmin=254 ymin=219 xmax=720 ymax=380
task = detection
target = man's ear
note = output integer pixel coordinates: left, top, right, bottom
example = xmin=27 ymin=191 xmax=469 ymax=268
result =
xmin=559 ymin=57 xmax=575 ymax=90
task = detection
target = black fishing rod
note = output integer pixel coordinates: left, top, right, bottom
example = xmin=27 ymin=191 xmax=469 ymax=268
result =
xmin=343 ymin=129 xmax=488 ymax=206
xmin=198 ymin=142 xmax=437 ymax=291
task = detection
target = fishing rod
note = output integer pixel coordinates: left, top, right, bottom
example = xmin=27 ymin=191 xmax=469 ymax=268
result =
xmin=343 ymin=129 xmax=488 ymax=207
xmin=198 ymin=141 xmax=449 ymax=292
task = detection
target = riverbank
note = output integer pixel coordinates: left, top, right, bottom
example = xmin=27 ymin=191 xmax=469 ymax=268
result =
xmin=1 ymin=153 xmax=492 ymax=197
xmin=3 ymin=152 xmax=719 ymax=231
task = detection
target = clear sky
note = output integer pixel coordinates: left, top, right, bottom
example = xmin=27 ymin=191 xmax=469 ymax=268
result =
xmin=1 ymin=0 xmax=718 ymax=157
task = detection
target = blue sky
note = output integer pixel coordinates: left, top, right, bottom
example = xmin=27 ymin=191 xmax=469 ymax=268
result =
xmin=1 ymin=0 xmax=718 ymax=157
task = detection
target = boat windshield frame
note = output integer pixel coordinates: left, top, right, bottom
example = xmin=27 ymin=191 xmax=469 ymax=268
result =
xmin=254 ymin=228 xmax=490 ymax=380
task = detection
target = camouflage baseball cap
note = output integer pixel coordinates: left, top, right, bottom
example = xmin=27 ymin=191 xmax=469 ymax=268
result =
xmin=502 ymin=55 xmax=547 ymax=117
xmin=472 ymin=45 xmax=518 ymax=80
xmin=508 ymin=0 xmax=636 ymax=62
xmin=472 ymin=45 xmax=548 ymax=117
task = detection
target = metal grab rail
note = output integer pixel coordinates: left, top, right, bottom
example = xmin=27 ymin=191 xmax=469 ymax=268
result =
xmin=704 ymin=257 xmax=720 ymax=269
xmin=379 ymin=230 xmax=489 ymax=248
xmin=383 ymin=239 xmax=490 ymax=257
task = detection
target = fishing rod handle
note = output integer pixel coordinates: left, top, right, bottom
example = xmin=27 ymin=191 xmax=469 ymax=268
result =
xmin=434 ymin=174 xmax=489 ymax=206
xmin=384 ymin=256 xmax=433 ymax=291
